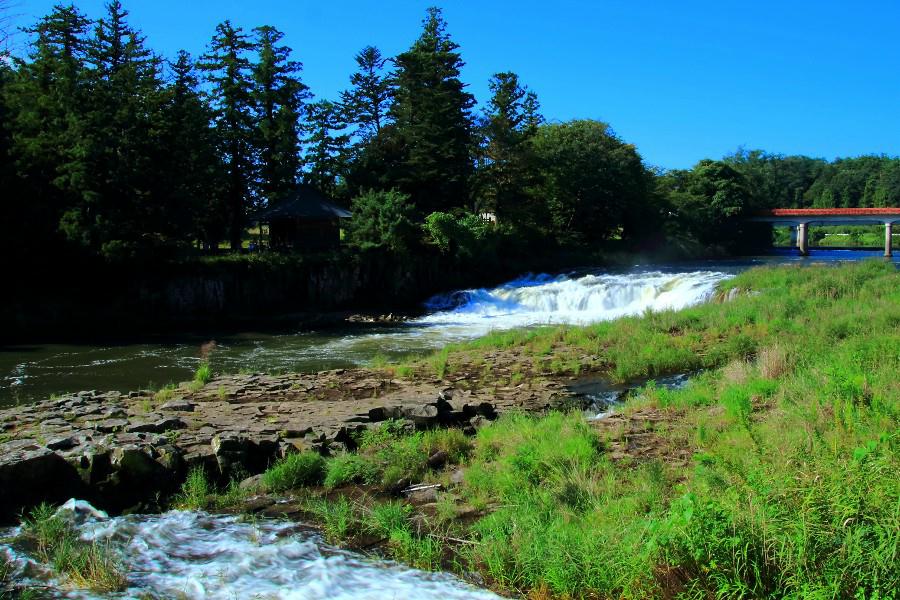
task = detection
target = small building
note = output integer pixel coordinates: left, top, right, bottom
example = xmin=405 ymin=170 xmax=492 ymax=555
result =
xmin=257 ymin=185 xmax=351 ymax=251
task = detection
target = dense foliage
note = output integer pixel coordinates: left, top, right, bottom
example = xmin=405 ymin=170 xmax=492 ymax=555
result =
xmin=1 ymin=2 xmax=898 ymax=268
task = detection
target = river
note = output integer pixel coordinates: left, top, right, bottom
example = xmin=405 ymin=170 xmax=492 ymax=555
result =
xmin=1 ymin=250 xmax=895 ymax=407
xmin=1 ymin=500 xmax=502 ymax=599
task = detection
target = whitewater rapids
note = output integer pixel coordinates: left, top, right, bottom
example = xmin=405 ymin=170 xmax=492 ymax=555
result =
xmin=418 ymin=269 xmax=730 ymax=329
xmin=1 ymin=500 xmax=501 ymax=600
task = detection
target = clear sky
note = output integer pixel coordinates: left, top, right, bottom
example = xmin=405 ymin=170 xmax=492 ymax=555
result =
xmin=8 ymin=0 xmax=900 ymax=169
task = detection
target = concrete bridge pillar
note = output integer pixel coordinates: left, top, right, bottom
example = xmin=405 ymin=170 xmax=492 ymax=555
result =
xmin=886 ymin=223 xmax=894 ymax=257
xmin=798 ymin=222 xmax=809 ymax=256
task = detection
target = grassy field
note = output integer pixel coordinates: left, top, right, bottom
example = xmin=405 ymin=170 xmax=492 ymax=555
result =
xmin=246 ymin=261 xmax=898 ymax=599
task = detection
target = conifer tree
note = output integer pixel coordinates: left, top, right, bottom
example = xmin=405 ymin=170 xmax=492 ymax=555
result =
xmin=340 ymin=45 xmax=392 ymax=144
xmin=304 ymin=99 xmax=350 ymax=198
xmin=6 ymin=4 xmax=91 ymax=251
xmin=63 ymin=0 xmax=165 ymax=257
xmin=389 ymin=7 xmax=475 ymax=215
xmin=252 ymin=25 xmax=309 ymax=206
xmin=159 ymin=50 xmax=225 ymax=246
xmin=200 ymin=20 xmax=256 ymax=250
xmin=477 ymin=71 xmax=543 ymax=222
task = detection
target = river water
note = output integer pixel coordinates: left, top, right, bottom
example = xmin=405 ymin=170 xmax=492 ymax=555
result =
xmin=2 ymin=250 xmax=895 ymax=407
xmin=1 ymin=500 xmax=502 ymax=599
xmin=2 ymin=250 xmax=896 ymax=598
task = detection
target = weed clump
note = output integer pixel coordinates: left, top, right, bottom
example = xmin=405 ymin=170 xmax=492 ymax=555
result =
xmin=21 ymin=504 xmax=126 ymax=592
xmin=324 ymin=454 xmax=379 ymax=488
xmin=262 ymin=451 xmax=326 ymax=491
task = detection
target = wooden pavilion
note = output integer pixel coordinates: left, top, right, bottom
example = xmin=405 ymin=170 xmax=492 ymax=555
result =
xmin=256 ymin=185 xmax=351 ymax=251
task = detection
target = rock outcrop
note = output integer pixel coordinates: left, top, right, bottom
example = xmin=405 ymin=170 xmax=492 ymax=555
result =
xmin=0 ymin=370 xmax=566 ymax=520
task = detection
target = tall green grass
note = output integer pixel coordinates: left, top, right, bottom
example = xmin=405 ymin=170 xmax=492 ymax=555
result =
xmin=21 ymin=504 xmax=126 ymax=592
xmin=302 ymin=262 xmax=900 ymax=598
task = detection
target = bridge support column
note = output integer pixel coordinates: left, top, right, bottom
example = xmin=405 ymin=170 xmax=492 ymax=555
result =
xmin=798 ymin=222 xmax=809 ymax=256
xmin=886 ymin=223 xmax=894 ymax=257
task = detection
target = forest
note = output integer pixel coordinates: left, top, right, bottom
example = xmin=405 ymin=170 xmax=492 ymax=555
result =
xmin=2 ymin=2 xmax=900 ymax=270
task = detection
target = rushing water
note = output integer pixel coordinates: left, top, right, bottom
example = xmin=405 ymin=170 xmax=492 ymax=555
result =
xmin=2 ymin=250 xmax=895 ymax=406
xmin=0 ymin=500 xmax=501 ymax=599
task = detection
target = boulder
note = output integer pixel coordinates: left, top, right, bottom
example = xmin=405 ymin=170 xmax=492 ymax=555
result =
xmin=0 ymin=446 xmax=85 ymax=520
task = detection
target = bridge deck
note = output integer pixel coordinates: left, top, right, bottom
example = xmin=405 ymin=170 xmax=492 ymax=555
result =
xmin=750 ymin=208 xmax=898 ymax=256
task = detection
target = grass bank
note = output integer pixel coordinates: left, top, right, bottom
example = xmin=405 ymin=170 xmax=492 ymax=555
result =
xmin=224 ymin=261 xmax=899 ymax=599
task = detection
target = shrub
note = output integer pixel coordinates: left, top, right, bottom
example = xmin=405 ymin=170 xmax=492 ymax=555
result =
xmin=347 ymin=189 xmax=417 ymax=254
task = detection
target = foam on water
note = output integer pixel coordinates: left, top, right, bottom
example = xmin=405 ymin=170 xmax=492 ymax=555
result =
xmin=414 ymin=269 xmax=730 ymax=331
xmin=1 ymin=500 xmax=501 ymax=600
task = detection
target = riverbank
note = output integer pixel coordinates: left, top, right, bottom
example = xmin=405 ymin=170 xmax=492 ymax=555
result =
xmin=230 ymin=260 xmax=898 ymax=599
xmin=1 ymin=261 xmax=897 ymax=598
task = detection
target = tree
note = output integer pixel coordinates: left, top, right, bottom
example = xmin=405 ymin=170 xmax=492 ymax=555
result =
xmin=252 ymin=25 xmax=308 ymax=206
xmin=5 ymin=4 xmax=91 ymax=254
xmin=158 ymin=50 xmax=225 ymax=246
xmin=200 ymin=20 xmax=256 ymax=250
xmin=60 ymin=0 xmax=166 ymax=258
xmin=724 ymin=148 xmax=826 ymax=210
xmin=388 ymin=7 xmax=475 ymax=215
xmin=476 ymin=71 xmax=542 ymax=222
xmin=304 ymin=99 xmax=350 ymax=198
xmin=529 ymin=120 xmax=651 ymax=244
xmin=347 ymin=189 xmax=417 ymax=253
xmin=340 ymin=45 xmax=392 ymax=144
xmin=662 ymin=159 xmax=751 ymax=248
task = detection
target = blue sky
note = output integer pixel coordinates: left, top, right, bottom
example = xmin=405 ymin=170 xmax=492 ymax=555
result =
xmin=9 ymin=1 xmax=900 ymax=169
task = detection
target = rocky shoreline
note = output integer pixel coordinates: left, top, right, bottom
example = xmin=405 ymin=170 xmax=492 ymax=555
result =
xmin=0 ymin=369 xmax=568 ymax=520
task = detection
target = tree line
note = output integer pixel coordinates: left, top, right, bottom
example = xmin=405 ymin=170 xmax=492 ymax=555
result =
xmin=1 ymin=2 xmax=898 ymax=267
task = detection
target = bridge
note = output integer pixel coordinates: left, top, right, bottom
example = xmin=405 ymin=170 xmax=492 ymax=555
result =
xmin=751 ymin=208 xmax=900 ymax=256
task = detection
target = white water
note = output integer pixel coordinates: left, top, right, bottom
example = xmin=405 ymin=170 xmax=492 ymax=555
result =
xmin=291 ymin=269 xmax=733 ymax=364
xmin=1 ymin=500 xmax=501 ymax=600
xmin=419 ymin=269 xmax=729 ymax=329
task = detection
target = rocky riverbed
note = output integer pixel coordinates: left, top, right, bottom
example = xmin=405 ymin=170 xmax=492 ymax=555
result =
xmin=0 ymin=368 xmax=567 ymax=519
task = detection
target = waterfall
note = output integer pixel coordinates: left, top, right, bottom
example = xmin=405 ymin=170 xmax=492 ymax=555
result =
xmin=415 ymin=269 xmax=731 ymax=331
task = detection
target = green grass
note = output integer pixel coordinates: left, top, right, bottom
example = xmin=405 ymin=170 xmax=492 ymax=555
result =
xmin=323 ymin=453 xmax=379 ymax=488
xmin=194 ymin=361 xmax=212 ymax=386
xmin=172 ymin=467 xmax=213 ymax=510
xmin=304 ymin=496 xmax=357 ymax=542
xmin=295 ymin=261 xmax=900 ymax=599
xmin=21 ymin=504 xmax=126 ymax=592
xmin=262 ymin=451 xmax=326 ymax=492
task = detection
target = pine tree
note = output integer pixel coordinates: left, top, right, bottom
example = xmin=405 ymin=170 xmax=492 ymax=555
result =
xmin=304 ymin=99 xmax=350 ymax=198
xmin=200 ymin=20 xmax=256 ymax=251
xmin=476 ymin=71 xmax=543 ymax=222
xmin=158 ymin=50 xmax=225 ymax=247
xmin=64 ymin=0 xmax=165 ymax=257
xmin=252 ymin=25 xmax=309 ymax=206
xmin=389 ymin=7 xmax=475 ymax=215
xmin=340 ymin=45 xmax=392 ymax=144
xmin=5 ymin=4 xmax=91 ymax=252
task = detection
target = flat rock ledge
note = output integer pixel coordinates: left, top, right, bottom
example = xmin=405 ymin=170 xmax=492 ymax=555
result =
xmin=0 ymin=370 xmax=566 ymax=519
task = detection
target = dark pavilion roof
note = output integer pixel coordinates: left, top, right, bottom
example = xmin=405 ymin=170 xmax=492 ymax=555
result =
xmin=256 ymin=185 xmax=351 ymax=221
